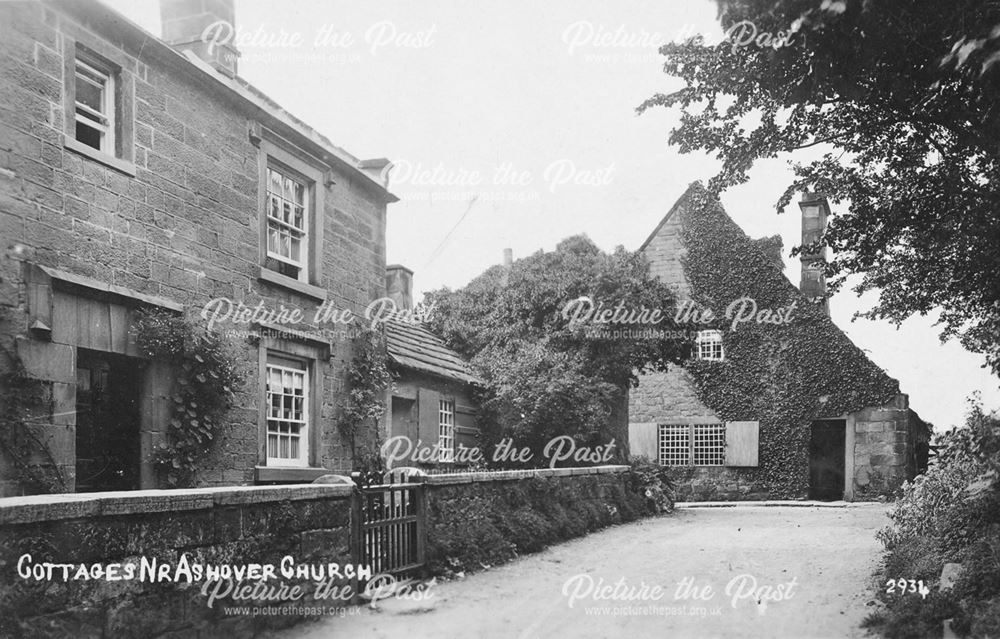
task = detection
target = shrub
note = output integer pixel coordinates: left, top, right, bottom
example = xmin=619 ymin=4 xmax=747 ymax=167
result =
xmin=967 ymin=597 xmax=1000 ymax=638
xmin=877 ymin=457 xmax=983 ymax=555
xmin=627 ymin=456 xmax=676 ymax=514
xmin=881 ymin=591 xmax=960 ymax=639
xmin=881 ymin=535 xmax=943 ymax=585
xmin=874 ymin=397 xmax=1000 ymax=637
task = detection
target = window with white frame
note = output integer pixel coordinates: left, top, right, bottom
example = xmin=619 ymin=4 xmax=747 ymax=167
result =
xmin=692 ymin=424 xmax=726 ymax=466
xmin=658 ymin=423 xmax=726 ymax=466
xmin=74 ymin=54 xmax=114 ymax=154
xmin=265 ymin=356 xmax=309 ymax=466
xmin=265 ymin=165 xmax=309 ymax=281
xmin=658 ymin=424 xmax=690 ymax=467
xmin=437 ymin=399 xmax=455 ymax=462
xmin=696 ymin=329 xmax=724 ymax=361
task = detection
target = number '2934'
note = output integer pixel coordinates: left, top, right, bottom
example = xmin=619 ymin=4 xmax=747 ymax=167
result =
xmin=886 ymin=578 xmax=930 ymax=599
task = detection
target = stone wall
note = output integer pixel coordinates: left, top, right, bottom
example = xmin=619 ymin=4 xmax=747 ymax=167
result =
xmin=640 ymin=204 xmax=692 ymax=298
xmin=850 ymin=394 xmax=914 ymax=497
xmin=666 ymin=466 xmax=774 ymax=502
xmin=422 ymin=466 xmax=649 ymax=574
xmin=0 ymin=485 xmax=354 ymax=638
xmin=0 ymin=467 xmax=651 ymax=637
xmin=630 ymin=366 xmax=718 ymax=424
xmin=0 ymin=1 xmax=391 ymax=494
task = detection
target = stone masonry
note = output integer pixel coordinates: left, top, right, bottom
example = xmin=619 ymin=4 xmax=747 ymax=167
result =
xmin=0 ymin=1 xmax=395 ymax=494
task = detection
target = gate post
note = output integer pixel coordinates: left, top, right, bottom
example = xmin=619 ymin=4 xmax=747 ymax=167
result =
xmin=415 ymin=483 xmax=427 ymax=576
xmin=349 ymin=473 xmax=364 ymax=602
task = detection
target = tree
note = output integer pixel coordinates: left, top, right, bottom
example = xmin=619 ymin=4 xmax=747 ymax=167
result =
xmin=639 ymin=0 xmax=1000 ymax=376
xmin=424 ymin=235 xmax=687 ymax=461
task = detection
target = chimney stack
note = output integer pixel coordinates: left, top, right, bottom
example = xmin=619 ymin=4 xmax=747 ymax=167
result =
xmin=160 ymin=0 xmax=239 ymax=77
xmin=500 ymin=248 xmax=513 ymax=286
xmin=798 ymin=193 xmax=830 ymax=315
xmin=385 ymin=265 xmax=413 ymax=311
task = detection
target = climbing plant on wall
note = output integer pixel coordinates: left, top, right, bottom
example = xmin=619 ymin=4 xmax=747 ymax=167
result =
xmin=336 ymin=325 xmax=393 ymax=471
xmin=0 ymin=304 xmax=68 ymax=494
xmin=0 ymin=351 xmax=68 ymax=494
xmin=132 ymin=309 xmax=242 ymax=487
xmin=677 ymin=184 xmax=901 ymax=497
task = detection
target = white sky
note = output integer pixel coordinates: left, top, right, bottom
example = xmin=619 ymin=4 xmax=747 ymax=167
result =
xmin=105 ymin=0 xmax=1000 ymax=429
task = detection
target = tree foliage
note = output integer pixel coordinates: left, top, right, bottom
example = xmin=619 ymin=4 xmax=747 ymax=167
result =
xmin=425 ymin=235 xmax=686 ymax=457
xmin=640 ymin=0 xmax=1000 ymax=375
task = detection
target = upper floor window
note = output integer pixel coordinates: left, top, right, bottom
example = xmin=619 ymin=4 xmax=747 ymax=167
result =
xmin=74 ymin=55 xmax=114 ymax=154
xmin=265 ymin=166 xmax=309 ymax=281
xmin=696 ymin=329 xmax=724 ymax=361
xmin=62 ymin=38 xmax=135 ymax=175
xmin=438 ymin=399 xmax=455 ymax=462
xmin=256 ymin=136 xmax=327 ymax=299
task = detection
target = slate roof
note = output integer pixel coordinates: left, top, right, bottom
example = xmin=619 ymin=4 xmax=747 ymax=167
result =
xmin=384 ymin=320 xmax=483 ymax=386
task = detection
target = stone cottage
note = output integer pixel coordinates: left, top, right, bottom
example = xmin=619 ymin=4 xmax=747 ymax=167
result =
xmin=628 ymin=183 xmax=930 ymax=501
xmin=0 ymin=0 xmax=398 ymax=495
xmin=382 ymin=266 xmax=482 ymax=469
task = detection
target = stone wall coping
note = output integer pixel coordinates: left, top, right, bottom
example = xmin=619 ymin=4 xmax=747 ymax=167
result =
xmin=422 ymin=465 xmax=629 ymax=486
xmin=0 ymin=484 xmax=353 ymax=525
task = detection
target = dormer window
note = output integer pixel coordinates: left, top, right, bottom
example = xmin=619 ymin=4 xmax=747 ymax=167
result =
xmin=696 ymin=330 xmax=724 ymax=361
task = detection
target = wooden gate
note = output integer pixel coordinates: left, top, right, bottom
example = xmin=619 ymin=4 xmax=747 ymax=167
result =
xmin=351 ymin=472 xmax=426 ymax=576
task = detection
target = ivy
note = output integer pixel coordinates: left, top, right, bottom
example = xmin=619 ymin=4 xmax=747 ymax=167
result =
xmin=677 ymin=184 xmax=900 ymax=497
xmin=336 ymin=326 xmax=393 ymax=470
xmin=132 ymin=309 xmax=242 ymax=488
xmin=0 ymin=351 xmax=68 ymax=494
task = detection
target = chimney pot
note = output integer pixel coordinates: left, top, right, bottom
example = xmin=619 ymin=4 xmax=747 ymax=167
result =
xmin=385 ymin=265 xmax=414 ymax=311
xmin=503 ymin=248 xmax=513 ymax=267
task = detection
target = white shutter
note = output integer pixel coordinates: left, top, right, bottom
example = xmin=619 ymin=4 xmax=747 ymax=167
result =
xmin=725 ymin=421 xmax=759 ymax=467
xmin=629 ymin=422 xmax=659 ymax=462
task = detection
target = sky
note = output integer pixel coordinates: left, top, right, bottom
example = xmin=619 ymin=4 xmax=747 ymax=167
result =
xmin=104 ymin=0 xmax=1000 ymax=430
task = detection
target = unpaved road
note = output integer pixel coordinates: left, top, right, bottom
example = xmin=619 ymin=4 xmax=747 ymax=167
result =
xmin=272 ymin=504 xmax=888 ymax=639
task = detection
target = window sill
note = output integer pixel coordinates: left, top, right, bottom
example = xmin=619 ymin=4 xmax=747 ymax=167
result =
xmin=63 ymin=135 xmax=136 ymax=177
xmin=257 ymin=267 xmax=327 ymax=301
xmin=255 ymin=466 xmax=331 ymax=483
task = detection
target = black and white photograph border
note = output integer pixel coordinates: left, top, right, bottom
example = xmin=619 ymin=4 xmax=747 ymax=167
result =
xmin=0 ymin=1 xmax=997 ymax=638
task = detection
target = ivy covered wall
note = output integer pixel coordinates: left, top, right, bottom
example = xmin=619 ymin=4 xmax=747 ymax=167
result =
xmin=632 ymin=183 xmax=905 ymax=499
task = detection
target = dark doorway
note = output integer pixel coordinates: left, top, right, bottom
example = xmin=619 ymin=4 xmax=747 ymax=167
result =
xmin=391 ymin=397 xmax=417 ymax=441
xmin=809 ymin=420 xmax=846 ymax=500
xmin=75 ymin=350 xmax=144 ymax=492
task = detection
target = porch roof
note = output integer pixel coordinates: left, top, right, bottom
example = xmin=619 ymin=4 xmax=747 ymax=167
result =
xmin=384 ymin=320 xmax=483 ymax=386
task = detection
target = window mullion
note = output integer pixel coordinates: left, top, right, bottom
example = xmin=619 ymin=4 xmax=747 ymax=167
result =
xmin=688 ymin=424 xmax=694 ymax=466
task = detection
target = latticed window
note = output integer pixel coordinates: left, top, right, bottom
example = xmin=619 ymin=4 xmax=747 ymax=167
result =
xmin=74 ymin=55 xmax=114 ymax=153
xmin=438 ymin=399 xmax=455 ymax=462
xmin=265 ymin=357 xmax=308 ymax=466
xmin=696 ymin=329 xmax=724 ymax=361
xmin=266 ymin=166 xmax=308 ymax=279
xmin=658 ymin=423 xmax=726 ymax=466
xmin=658 ymin=424 xmax=690 ymax=466
xmin=693 ymin=424 xmax=726 ymax=466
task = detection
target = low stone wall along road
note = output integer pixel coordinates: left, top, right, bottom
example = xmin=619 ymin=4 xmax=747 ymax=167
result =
xmin=269 ymin=504 xmax=890 ymax=639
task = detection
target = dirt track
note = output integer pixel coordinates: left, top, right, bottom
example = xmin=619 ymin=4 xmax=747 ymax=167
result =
xmin=271 ymin=504 xmax=889 ymax=639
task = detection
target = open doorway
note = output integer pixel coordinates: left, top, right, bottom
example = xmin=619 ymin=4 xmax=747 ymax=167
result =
xmin=75 ymin=349 xmax=144 ymax=492
xmin=809 ymin=419 xmax=846 ymax=500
